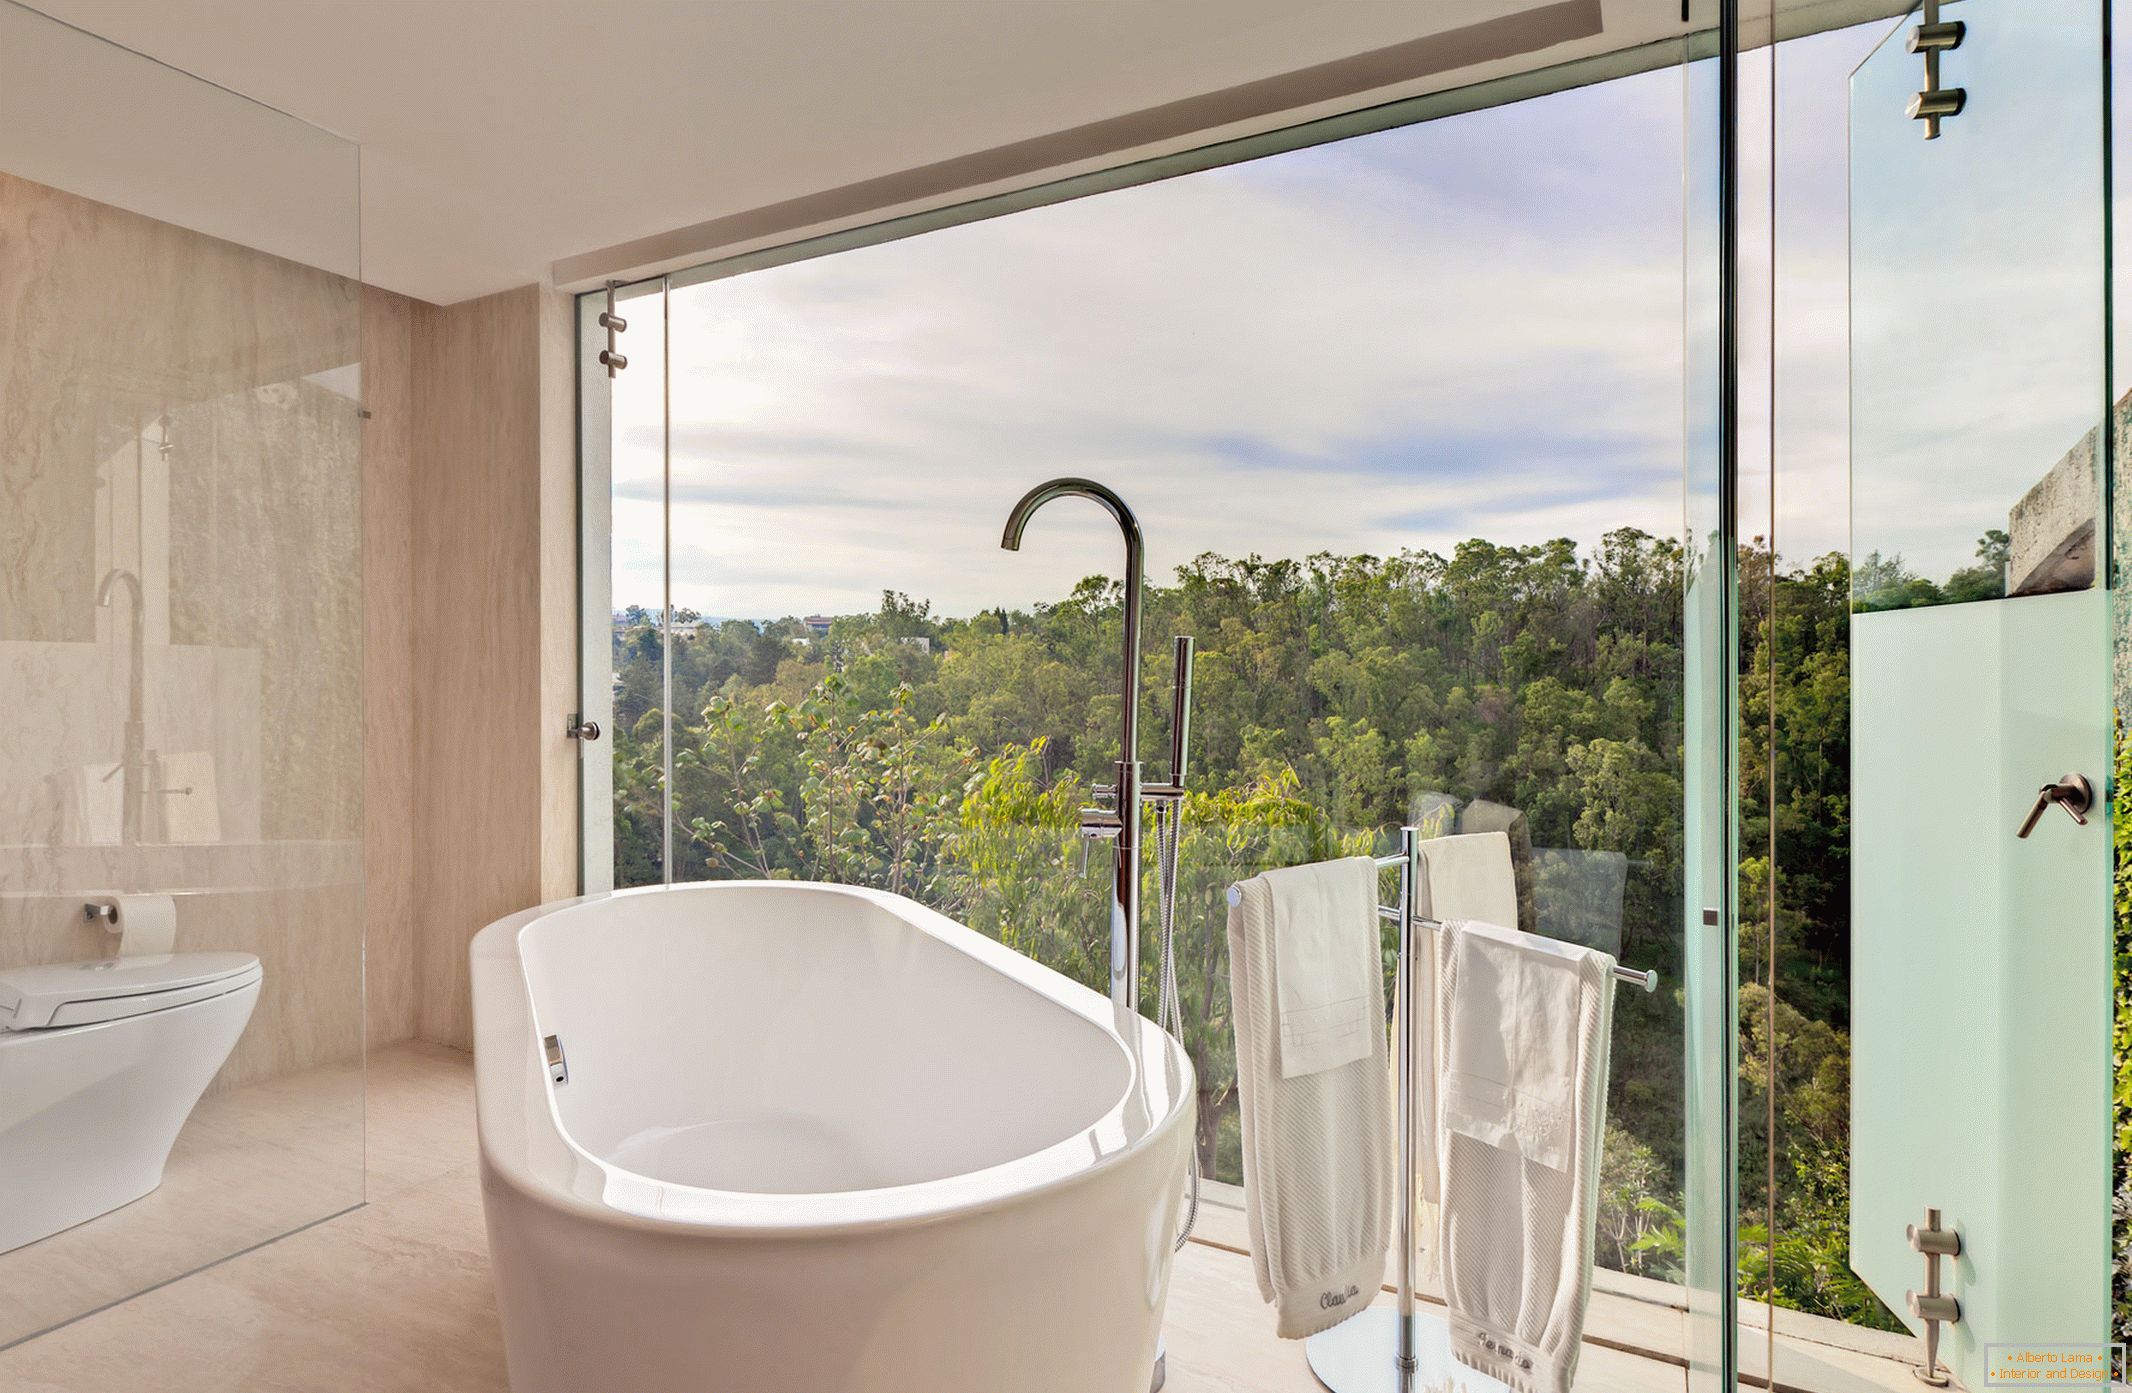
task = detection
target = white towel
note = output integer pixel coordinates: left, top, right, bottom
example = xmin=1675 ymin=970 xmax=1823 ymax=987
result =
xmin=1408 ymin=831 xmax=1519 ymax=1235
xmin=1227 ymin=866 xmax=1393 ymax=1339
xmin=1417 ymin=830 xmax=1518 ymax=929
xmin=1431 ymin=918 xmax=1615 ymax=1393
xmin=1265 ymin=858 xmax=1381 ymax=1078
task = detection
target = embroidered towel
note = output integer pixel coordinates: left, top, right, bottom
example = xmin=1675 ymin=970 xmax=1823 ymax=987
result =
xmin=1432 ymin=918 xmax=1615 ymax=1393
xmin=1228 ymin=866 xmax=1393 ymax=1339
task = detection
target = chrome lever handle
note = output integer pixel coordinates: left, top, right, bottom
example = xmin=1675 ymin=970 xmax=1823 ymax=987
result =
xmin=1078 ymin=809 xmax=1123 ymax=839
xmin=2017 ymin=773 xmax=2093 ymax=839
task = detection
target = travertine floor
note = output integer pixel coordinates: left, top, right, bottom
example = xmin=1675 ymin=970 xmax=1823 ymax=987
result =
xmin=0 ymin=1042 xmax=1693 ymax=1393
xmin=0 ymin=1053 xmax=365 ymax=1350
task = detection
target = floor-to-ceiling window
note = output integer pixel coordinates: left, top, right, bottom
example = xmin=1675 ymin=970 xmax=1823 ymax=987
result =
xmin=579 ymin=23 xmax=1744 ymax=1380
xmin=573 ymin=2 xmax=2128 ymax=1385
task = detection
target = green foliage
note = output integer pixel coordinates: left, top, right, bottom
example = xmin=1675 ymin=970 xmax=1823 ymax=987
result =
xmin=1598 ymin=1124 xmax=1675 ymax=1277
xmin=611 ymin=530 xmax=1885 ymax=1331
xmin=1746 ymin=1141 xmax=1904 ymax=1332
xmin=1734 ymin=540 xmax=1900 ymax=1330
xmin=2113 ymin=723 xmax=2132 ymax=1342
xmin=1852 ymin=533 xmax=2007 ymax=612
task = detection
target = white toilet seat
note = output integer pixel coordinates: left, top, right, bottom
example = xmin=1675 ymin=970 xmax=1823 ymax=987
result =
xmin=0 ymin=952 xmax=261 ymax=1032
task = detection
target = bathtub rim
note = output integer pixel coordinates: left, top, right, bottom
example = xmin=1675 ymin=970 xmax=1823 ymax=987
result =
xmin=472 ymin=879 xmax=1195 ymax=1239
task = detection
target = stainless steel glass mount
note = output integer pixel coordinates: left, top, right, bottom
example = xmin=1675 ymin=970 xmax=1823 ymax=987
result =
xmin=1905 ymin=0 xmax=1967 ymax=138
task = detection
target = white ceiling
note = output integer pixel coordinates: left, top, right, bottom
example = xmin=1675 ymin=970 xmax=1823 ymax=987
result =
xmin=25 ymin=0 xmax=1859 ymax=305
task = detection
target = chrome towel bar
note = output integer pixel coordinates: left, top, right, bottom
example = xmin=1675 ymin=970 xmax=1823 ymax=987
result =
xmin=1224 ymin=845 xmax=1658 ymax=993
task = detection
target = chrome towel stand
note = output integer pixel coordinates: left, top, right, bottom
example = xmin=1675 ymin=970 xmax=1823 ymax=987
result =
xmin=1228 ymin=824 xmax=1658 ymax=1393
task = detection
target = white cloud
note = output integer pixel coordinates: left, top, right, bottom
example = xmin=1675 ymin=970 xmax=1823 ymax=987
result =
xmin=606 ymin=59 xmax=1859 ymax=620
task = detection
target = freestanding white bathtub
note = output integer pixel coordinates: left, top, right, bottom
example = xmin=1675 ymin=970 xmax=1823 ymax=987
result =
xmin=471 ymin=881 xmax=1195 ymax=1393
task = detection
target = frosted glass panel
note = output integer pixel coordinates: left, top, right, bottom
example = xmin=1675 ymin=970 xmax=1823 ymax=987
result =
xmin=1850 ymin=594 xmax=2110 ymax=1383
xmin=1846 ymin=8 xmax=2112 ymax=1382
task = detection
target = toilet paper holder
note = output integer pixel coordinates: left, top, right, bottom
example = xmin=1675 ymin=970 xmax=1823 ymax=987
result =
xmin=81 ymin=895 xmax=181 ymax=959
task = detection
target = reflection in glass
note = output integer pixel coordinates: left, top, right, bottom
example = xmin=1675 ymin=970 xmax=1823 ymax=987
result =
xmin=0 ymin=0 xmax=361 ymax=1347
xmin=1850 ymin=0 xmax=2106 ymax=611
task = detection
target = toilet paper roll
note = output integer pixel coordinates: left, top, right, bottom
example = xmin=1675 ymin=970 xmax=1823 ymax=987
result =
xmin=107 ymin=893 xmax=177 ymax=957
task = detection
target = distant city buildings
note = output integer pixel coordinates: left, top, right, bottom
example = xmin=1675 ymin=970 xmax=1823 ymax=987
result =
xmin=607 ymin=609 xmax=928 ymax=652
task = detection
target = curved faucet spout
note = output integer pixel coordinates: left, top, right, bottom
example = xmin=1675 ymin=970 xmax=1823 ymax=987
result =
xmin=95 ymin=567 xmax=142 ymax=611
xmin=999 ymin=477 xmax=1145 ymax=768
xmin=1000 ymin=477 xmax=1144 ymax=561
xmin=1000 ymin=477 xmax=1146 ymax=1014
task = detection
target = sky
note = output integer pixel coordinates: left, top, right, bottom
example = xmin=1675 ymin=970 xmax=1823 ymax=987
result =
xmin=612 ymin=54 xmax=1697 ymax=621
xmin=605 ymin=14 xmax=2063 ymax=624
xmin=1751 ymin=8 xmax=2109 ymax=591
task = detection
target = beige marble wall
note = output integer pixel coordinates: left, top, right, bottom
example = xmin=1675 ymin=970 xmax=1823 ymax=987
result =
xmin=410 ymin=284 xmax=579 ymax=1050
xmin=0 ymin=170 xmax=580 ymax=1063
xmin=363 ymin=288 xmax=418 ymax=1046
xmin=0 ymin=169 xmax=367 ymax=1088
xmin=537 ymin=288 xmax=581 ymax=906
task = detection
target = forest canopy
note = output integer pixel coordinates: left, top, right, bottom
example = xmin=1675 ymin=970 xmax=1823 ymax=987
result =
xmin=609 ymin=530 xmax=1882 ymax=1326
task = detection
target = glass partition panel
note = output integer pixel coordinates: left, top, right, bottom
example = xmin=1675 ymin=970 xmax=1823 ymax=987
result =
xmin=0 ymin=0 xmax=363 ymax=1348
xmin=1747 ymin=3 xmax=2113 ymax=1391
xmin=1682 ymin=22 xmax=1738 ymax=1393
xmin=588 ymin=282 xmax=669 ymax=890
xmin=1748 ymin=17 xmax=1904 ymax=1389
xmin=1848 ymin=4 xmax=2111 ymax=1385
xmin=1851 ymin=1 xmax=2106 ymax=612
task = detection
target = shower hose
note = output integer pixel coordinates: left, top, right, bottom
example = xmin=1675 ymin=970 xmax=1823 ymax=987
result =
xmin=1151 ymin=795 xmax=1199 ymax=1253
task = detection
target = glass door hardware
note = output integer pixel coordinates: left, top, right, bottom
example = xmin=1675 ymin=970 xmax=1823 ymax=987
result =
xmin=1906 ymin=0 xmax=1966 ymax=139
xmin=598 ymin=279 xmax=629 ymax=375
xmin=2015 ymin=773 xmax=2093 ymax=838
xmin=1905 ymin=1209 xmax=1962 ymax=1386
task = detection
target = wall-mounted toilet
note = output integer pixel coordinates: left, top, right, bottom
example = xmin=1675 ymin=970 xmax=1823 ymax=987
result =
xmin=0 ymin=952 xmax=261 ymax=1254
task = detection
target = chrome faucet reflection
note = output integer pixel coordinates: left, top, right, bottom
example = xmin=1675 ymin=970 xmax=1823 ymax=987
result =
xmin=96 ymin=567 xmax=150 ymax=846
xmin=95 ymin=567 xmax=188 ymax=845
